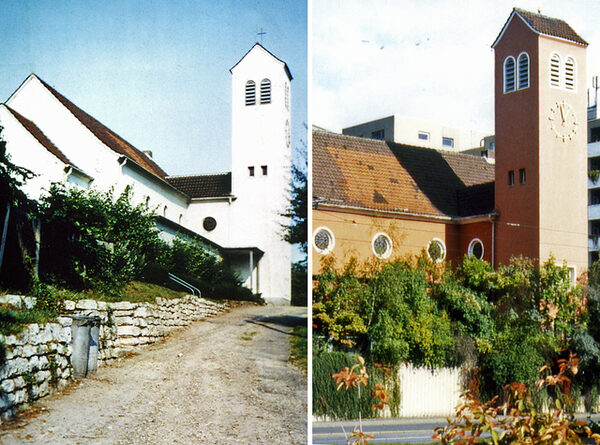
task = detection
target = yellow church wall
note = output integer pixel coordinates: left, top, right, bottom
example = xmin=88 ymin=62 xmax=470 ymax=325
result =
xmin=312 ymin=208 xmax=448 ymax=275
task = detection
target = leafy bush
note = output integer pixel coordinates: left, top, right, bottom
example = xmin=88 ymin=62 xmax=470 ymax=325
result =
xmin=313 ymin=259 xmax=369 ymax=347
xmin=39 ymin=184 xmax=162 ymax=294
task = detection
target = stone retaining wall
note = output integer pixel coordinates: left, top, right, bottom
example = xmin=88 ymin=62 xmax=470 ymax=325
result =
xmin=0 ymin=295 xmax=228 ymax=421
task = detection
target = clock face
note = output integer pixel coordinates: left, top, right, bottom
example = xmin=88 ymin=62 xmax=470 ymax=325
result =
xmin=548 ymin=101 xmax=578 ymax=142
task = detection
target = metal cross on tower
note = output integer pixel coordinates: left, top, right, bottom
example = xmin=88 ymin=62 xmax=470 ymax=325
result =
xmin=258 ymin=28 xmax=266 ymax=44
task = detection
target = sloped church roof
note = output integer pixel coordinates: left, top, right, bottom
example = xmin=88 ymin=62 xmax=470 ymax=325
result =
xmin=313 ymin=129 xmax=495 ymax=219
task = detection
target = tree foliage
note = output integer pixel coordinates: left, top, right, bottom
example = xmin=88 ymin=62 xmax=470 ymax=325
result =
xmin=313 ymin=253 xmax=594 ymax=412
xmin=283 ymin=164 xmax=307 ymax=254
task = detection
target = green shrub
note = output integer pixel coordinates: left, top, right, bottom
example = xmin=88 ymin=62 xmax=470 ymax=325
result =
xmin=313 ymin=351 xmax=379 ymax=420
xmin=39 ymin=184 xmax=162 ymax=294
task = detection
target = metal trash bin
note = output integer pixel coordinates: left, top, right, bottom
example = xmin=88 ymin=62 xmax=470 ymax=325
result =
xmin=71 ymin=314 xmax=101 ymax=378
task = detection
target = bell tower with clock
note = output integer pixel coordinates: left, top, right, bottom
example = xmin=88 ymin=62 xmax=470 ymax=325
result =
xmin=492 ymin=8 xmax=588 ymax=274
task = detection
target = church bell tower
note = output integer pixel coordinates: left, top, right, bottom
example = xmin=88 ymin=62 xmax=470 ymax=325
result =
xmin=229 ymin=43 xmax=292 ymax=303
xmin=492 ymin=8 xmax=588 ymax=275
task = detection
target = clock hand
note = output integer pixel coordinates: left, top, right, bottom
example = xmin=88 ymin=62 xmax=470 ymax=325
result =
xmin=560 ymin=104 xmax=565 ymax=123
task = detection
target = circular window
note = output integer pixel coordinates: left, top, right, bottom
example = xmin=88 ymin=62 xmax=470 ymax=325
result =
xmin=427 ymin=238 xmax=446 ymax=263
xmin=372 ymin=233 xmax=392 ymax=259
xmin=203 ymin=217 xmax=217 ymax=231
xmin=468 ymin=238 xmax=484 ymax=260
xmin=313 ymin=227 xmax=334 ymax=254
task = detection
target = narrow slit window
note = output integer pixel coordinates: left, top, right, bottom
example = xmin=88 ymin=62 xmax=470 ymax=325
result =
xmin=504 ymin=56 xmax=515 ymax=93
xmin=260 ymin=79 xmax=271 ymax=104
xmin=248 ymin=166 xmax=255 ymax=176
xmin=261 ymin=165 xmax=268 ymax=175
xmin=285 ymin=83 xmax=290 ymax=110
xmin=245 ymin=80 xmax=256 ymax=105
xmin=518 ymin=53 xmax=529 ymax=89
xmin=519 ymin=168 xmax=526 ymax=184
xmin=565 ymin=57 xmax=575 ymax=90
xmin=508 ymin=170 xmax=515 ymax=186
xmin=550 ymin=54 xmax=561 ymax=87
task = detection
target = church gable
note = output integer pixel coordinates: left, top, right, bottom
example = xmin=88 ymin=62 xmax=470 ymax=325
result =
xmin=33 ymin=76 xmax=168 ymax=179
xmin=230 ymin=43 xmax=292 ymax=81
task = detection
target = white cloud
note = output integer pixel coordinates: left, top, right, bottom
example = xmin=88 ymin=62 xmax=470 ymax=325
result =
xmin=313 ymin=0 xmax=600 ymax=134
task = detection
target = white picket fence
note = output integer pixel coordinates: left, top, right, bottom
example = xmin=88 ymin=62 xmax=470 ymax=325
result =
xmin=393 ymin=364 xmax=463 ymax=417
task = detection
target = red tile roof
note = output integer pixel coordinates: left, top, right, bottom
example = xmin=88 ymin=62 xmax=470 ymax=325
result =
xmin=35 ymin=75 xmax=168 ymax=179
xmin=4 ymin=104 xmax=75 ymax=168
xmin=166 ymin=173 xmax=232 ymax=198
xmin=493 ymin=8 xmax=587 ymax=48
xmin=515 ymin=8 xmax=587 ymax=46
xmin=313 ymin=130 xmax=495 ymax=218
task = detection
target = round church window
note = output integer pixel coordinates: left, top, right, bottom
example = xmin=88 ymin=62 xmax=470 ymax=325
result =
xmin=203 ymin=217 xmax=217 ymax=231
xmin=468 ymin=238 xmax=484 ymax=260
xmin=313 ymin=227 xmax=334 ymax=254
xmin=427 ymin=238 xmax=446 ymax=263
xmin=372 ymin=233 xmax=392 ymax=259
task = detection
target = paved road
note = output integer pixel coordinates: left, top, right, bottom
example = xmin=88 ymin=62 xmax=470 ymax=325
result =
xmin=1 ymin=304 xmax=308 ymax=444
xmin=312 ymin=418 xmax=446 ymax=444
xmin=313 ymin=414 xmax=600 ymax=444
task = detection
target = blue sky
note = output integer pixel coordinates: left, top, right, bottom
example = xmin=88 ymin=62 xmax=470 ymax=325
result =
xmin=313 ymin=0 xmax=600 ymax=135
xmin=0 ymin=0 xmax=307 ymax=176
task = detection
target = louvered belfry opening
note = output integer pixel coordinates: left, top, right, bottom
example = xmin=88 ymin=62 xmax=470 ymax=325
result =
xmin=504 ymin=57 xmax=515 ymax=92
xmin=518 ymin=53 xmax=529 ymax=89
xmin=550 ymin=54 xmax=561 ymax=87
xmin=245 ymin=80 xmax=256 ymax=105
xmin=260 ymin=78 xmax=271 ymax=104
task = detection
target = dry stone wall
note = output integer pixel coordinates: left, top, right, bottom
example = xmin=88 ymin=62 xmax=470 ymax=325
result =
xmin=0 ymin=294 xmax=228 ymax=421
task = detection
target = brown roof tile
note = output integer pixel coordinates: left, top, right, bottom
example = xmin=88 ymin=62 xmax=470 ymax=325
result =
xmin=494 ymin=8 xmax=587 ymax=47
xmin=166 ymin=173 xmax=232 ymax=198
xmin=313 ymin=130 xmax=495 ymax=218
xmin=4 ymin=104 xmax=75 ymax=168
xmin=515 ymin=9 xmax=587 ymax=45
xmin=35 ymin=76 xmax=168 ymax=179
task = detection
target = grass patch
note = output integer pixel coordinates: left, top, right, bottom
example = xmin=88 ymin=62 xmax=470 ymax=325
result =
xmin=0 ymin=304 xmax=56 ymax=336
xmin=241 ymin=330 xmax=258 ymax=341
xmin=64 ymin=281 xmax=188 ymax=304
xmin=289 ymin=324 xmax=307 ymax=372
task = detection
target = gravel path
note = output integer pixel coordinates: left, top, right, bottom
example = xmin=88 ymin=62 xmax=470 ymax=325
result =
xmin=0 ymin=304 xmax=308 ymax=444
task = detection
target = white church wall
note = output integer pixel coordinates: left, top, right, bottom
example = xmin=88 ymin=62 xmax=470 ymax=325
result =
xmin=6 ymin=76 xmax=122 ymax=190
xmin=0 ymin=105 xmax=71 ymax=200
xmin=185 ymin=199 xmax=233 ymax=247
xmin=118 ymin=164 xmax=188 ymax=222
xmin=6 ymin=76 xmax=189 ymax=227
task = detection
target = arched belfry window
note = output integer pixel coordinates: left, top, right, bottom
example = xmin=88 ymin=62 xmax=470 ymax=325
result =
xmin=504 ymin=56 xmax=516 ymax=93
xmin=517 ymin=53 xmax=529 ymax=89
xmin=565 ymin=57 xmax=575 ymax=90
xmin=245 ymin=80 xmax=256 ymax=106
xmin=550 ymin=53 xmax=561 ymax=88
xmin=260 ymin=78 xmax=271 ymax=104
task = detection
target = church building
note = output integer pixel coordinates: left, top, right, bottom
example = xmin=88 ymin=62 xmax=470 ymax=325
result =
xmin=313 ymin=8 xmax=589 ymax=280
xmin=1 ymin=43 xmax=292 ymax=304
